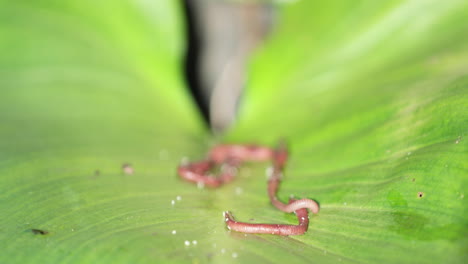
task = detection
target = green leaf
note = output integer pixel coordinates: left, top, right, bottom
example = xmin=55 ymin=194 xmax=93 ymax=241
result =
xmin=226 ymin=0 xmax=468 ymax=263
xmin=1 ymin=0 xmax=467 ymax=264
xmin=0 ymin=1 xmax=209 ymax=263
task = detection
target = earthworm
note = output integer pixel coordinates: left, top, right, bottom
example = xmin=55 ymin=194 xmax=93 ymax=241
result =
xmin=224 ymin=199 xmax=309 ymax=236
xmin=209 ymin=144 xmax=274 ymax=163
xmin=268 ymin=177 xmax=320 ymax=214
xmin=177 ymin=141 xmax=320 ymax=235
xmin=178 ymin=160 xmax=238 ymax=188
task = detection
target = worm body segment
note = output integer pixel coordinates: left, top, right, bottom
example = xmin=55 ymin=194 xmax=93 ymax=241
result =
xmin=177 ymin=141 xmax=320 ymax=236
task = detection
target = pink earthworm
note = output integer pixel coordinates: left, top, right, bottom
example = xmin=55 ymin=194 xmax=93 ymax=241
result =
xmin=209 ymin=144 xmax=274 ymax=163
xmin=224 ymin=199 xmax=309 ymax=236
xmin=178 ymin=160 xmax=239 ymax=188
xmin=268 ymin=177 xmax=320 ymax=214
xmin=272 ymin=140 xmax=288 ymax=170
xmin=177 ymin=141 xmax=320 ymax=236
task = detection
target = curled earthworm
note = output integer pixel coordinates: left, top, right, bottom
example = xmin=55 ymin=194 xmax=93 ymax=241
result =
xmin=177 ymin=141 xmax=320 ymax=235
xmin=268 ymin=177 xmax=320 ymax=214
xmin=178 ymin=160 xmax=238 ymax=188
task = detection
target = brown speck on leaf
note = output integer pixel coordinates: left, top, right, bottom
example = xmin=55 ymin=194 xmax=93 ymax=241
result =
xmin=31 ymin=229 xmax=49 ymax=235
xmin=418 ymin=192 xmax=424 ymax=198
xmin=412 ymin=178 xmax=415 ymax=182
xmin=94 ymin=170 xmax=100 ymax=176
xmin=122 ymin=163 xmax=134 ymax=175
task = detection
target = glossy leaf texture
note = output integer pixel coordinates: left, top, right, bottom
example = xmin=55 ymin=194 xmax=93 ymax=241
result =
xmin=1 ymin=0 xmax=467 ymax=264
xmin=226 ymin=0 xmax=468 ymax=263
xmin=0 ymin=1 xmax=209 ymax=263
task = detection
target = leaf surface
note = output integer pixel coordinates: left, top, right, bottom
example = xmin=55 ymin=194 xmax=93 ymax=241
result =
xmin=1 ymin=0 xmax=467 ymax=264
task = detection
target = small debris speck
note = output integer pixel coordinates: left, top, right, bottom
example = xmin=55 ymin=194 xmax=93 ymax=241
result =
xmin=418 ymin=192 xmax=424 ymax=198
xmin=122 ymin=163 xmax=134 ymax=175
xmin=184 ymin=240 xmax=190 ymax=246
xmin=172 ymin=230 xmax=176 ymax=235
xmin=31 ymin=229 xmax=48 ymax=235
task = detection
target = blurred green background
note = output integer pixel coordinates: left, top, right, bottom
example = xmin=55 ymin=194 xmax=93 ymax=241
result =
xmin=0 ymin=0 xmax=466 ymax=263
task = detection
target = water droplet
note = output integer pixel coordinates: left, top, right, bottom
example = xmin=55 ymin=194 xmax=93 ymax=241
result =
xmin=192 ymin=240 xmax=197 ymax=245
xmin=184 ymin=240 xmax=190 ymax=246
xmin=171 ymin=200 xmax=175 ymax=206
xmin=180 ymin=157 xmax=189 ymax=165
xmin=232 ymin=252 xmax=238 ymax=258
xmin=172 ymin=230 xmax=176 ymax=235
xmin=176 ymin=195 xmax=182 ymax=201
xmin=221 ymin=248 xmax=226 ymax=254
xmin=265 ymin=166 xmax=274 ymax=178
xmin=159 ymin=149 xmax=169 ymax=160
xmin=197 ymin=181 xmax=205 ymax=189
xmin=235 ymin=187 xmax=243 ymax=195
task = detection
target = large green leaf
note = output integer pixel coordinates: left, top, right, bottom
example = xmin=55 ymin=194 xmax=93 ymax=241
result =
xmin=1 ymin=0 xmax=467 ymax=264
xmin=226 ymin=0 xmax=468 ymax=263
xmin=0 ymin=1 xmax=209 ymax=263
